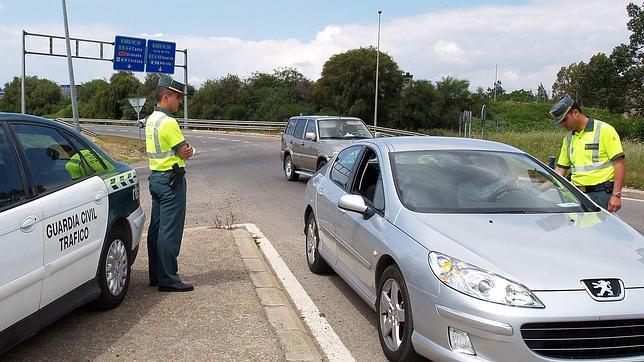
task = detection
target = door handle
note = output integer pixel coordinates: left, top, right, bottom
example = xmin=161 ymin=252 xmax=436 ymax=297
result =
xmin=318 ymin=187 xmax=327 ymax=196
xmin=289 ymin=140 xmax=294 ymax=144
xmin=299 ymin=143 xmax=305 ymax=146
xmin=94 ymin=191 xmax=108 ymax=204
xmin=20 ymin=216 xmax=38 ymax=232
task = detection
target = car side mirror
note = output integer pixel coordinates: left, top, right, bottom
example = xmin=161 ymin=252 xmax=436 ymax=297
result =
xmin=305 ymin=132 xmax=316 ymax=141
xmin=338 ymin=194 xmax=375 ymax=220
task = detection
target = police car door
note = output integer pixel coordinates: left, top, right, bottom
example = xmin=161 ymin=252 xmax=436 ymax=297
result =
xmin=11 ymin=123 xmax=109 ymax=307
xmin=0 ymin=124 xmax=43 ymax=333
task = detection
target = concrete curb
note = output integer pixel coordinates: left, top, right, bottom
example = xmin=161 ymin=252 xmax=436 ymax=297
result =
xmin=232 ymin=228 xmax=323 ymax=362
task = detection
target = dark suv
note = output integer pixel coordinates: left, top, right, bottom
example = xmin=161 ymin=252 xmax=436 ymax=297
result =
xmin=280 ymin=116 xmax=373 ymax=181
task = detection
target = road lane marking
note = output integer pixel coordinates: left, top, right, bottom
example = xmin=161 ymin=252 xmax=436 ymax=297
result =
xmin=230 ymin=139 xmax=240 ymax=142
xmin=238 ymin=223 xmax=354 ymax=362
xmin=624 ymin=197 xmax=644 ymax=203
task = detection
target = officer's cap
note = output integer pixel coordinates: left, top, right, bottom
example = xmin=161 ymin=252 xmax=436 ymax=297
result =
xmin=157 ymin=75 xmax=185 ymax=95
xmin=549 ymin=94 xmax=574 ymax=124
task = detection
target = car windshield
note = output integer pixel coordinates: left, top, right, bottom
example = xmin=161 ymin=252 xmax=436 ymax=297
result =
xmin=392 ymin=150 xmax=592 ymax=214
xmin=318 ymin=119 xmax=373 ymax=139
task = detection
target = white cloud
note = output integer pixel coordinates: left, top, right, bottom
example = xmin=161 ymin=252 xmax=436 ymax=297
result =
xmin=0 ymin=0 xmax=631 ymax=95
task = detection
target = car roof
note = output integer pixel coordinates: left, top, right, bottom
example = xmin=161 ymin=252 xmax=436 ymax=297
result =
xmin=290 ymin=115 xmax=364 ymax=122
xmin=359 ymin=136 xmax=525 ymax=153
xmin=0 ymin=112 xmax=79 ymax=133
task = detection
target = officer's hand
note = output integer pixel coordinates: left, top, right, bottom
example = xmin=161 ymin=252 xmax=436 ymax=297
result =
xmin=185 ymin=144 xmax=194 ymax=159
xmin=608 ymin=195 xmax=621 ymax=213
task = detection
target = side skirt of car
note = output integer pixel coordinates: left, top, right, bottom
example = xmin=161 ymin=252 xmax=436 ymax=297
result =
xmin=0 ymin=278 xmax=101 ymax=354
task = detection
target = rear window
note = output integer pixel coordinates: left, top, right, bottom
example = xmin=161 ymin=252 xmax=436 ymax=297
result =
xmin=293 ymin=119 xmax=307 ymax=139
xmin=284 ymin=119 xmax=297 ymax=136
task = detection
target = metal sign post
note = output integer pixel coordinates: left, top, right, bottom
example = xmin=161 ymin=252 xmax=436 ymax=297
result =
xmin=128 ymin=97 xmax=147 ymax=140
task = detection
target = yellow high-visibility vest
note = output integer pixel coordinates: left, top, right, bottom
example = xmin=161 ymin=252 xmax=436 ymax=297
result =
xmin=556 ymin=118 xmax=624 ymax=186
xmin=145 ymin=110 xmax=186 ymax=171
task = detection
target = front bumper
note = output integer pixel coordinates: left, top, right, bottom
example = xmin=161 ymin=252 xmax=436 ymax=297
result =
xmin=127 ymin=206 xmax=145 ymax=257
xmin=409 ymin=284 xmax=644 ymax=362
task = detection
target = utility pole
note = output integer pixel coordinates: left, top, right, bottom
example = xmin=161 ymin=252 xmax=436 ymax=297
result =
xmin=61 ymin=0 xmax=80 ymax=131
xmin=494 ymin=64 xmax=498 ymax=102
xmin=373 ymin=10 xmax=382 ymax=128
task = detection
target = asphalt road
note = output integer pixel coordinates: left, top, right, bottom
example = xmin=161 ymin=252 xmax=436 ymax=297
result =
xmin=25 ymin=124 xmax=642 ymax=360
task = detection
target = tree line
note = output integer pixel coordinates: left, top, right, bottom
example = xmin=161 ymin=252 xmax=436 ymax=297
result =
xmin=1 ymin=3 xmax=641 ymax=135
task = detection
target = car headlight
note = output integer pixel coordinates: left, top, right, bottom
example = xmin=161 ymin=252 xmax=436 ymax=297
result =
xmin=428 ymin=252 xmax=544 ymax=308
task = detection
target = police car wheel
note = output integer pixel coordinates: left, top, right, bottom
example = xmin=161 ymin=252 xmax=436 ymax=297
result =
xmin=284 ymin=155 xmax=299 ymax=181
xmin=93 ymin=229 xmax=131 ymax=310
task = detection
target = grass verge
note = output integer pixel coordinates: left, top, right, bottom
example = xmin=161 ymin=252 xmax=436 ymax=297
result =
xmin=90 ymin=135 xmax=147 ymax=164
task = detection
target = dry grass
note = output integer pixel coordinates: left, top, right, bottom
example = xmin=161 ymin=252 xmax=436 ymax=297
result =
xmin=90 ymin=135 xmax=147 ymax=164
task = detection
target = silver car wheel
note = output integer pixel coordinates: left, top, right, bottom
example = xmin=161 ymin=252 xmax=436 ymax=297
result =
xmin=105 ymin=238 xmax=128 ymax=296
xmin=306 ymin=217 xmax=317 ymax=264
xmin=285 ymin=158 xmax=293 ymax=177
xmin=380 ymin=278 xmax=406 ymax=352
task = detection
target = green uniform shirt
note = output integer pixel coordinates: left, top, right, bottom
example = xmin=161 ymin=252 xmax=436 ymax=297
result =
xmin=557 ymin=118 xmax=624 ymax=186
xmin=145 ymin=108 xmax=186 ymax=171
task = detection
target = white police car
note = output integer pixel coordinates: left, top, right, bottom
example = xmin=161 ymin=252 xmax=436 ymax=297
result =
xmin=0 ymin=113 xmax=145 ymax=352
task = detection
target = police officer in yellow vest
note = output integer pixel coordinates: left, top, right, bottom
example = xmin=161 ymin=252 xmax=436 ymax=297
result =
xmin=146 ymin=75 xmax=194 ymax=292
xmin=551 ymin=95 xmax=626 ymax=212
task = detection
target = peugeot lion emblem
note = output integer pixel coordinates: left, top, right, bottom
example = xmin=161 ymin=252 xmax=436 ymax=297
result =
xmin=581 ymin=279 xmax=625 ymax=301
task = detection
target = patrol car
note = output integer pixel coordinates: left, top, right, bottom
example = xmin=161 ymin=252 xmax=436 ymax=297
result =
xmin=0 ymin=113 xmax=145 ymax=353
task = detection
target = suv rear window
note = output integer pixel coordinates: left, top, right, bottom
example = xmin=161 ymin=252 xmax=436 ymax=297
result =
xmin=284 ymin=119 xmax=297 ymax=136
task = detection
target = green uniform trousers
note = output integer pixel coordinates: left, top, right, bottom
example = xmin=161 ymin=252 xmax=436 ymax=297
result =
xmin=147 ymin=171 xmax=187 ymax=285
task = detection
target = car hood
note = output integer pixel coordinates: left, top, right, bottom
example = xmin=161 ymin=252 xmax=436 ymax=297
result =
xmin=394 ymin=210 xmax=644 ymax=290
xmin=318 ymin=139 xmax=360 ymax=156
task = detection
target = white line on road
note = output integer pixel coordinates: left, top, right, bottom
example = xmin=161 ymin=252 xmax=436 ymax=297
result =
xmin=230 ymin=139 xmax=240 ymax=142
xmin=242 ymin=141 xmax=253 ymax=144
xmin=238 ymin=223 xmax=354 ymax=362
xmin=624 ymin=197 xmax=644 ymax=203
xmin=219 ymin=138 xmax=229 ymax=141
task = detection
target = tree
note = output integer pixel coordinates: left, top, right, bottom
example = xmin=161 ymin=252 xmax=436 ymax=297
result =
xmin=551 ymin=62 xmax=586 ymax=103
xmin=536 ymin=83 xmax=549 ymax=103
xmin=313 ymin=47 xmax=403 ymax=126
xmin=392 ymin=80 xmax=442 ymax=130
xmin=505 ymin=89 xmax=536 ymax=102
xmin=245 ymin=68 xmax=314 ymax=121
xmin=580 ymin=53 xmax=624 ymax=111
xmin=0 ymin=76 xmax=64 ymax=116
xmin=190 ymin=74 xmax=246 ymax=119
xmin=435 ymin=76 xmax=472 ymax=129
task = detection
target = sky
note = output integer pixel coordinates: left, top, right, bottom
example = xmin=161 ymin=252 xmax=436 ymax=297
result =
xmin=0 ymin=0 xmax=634 ymax=94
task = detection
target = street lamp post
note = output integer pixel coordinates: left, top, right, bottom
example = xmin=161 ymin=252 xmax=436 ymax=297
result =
xmin=373 ymin=10 xmax=382 ymax=128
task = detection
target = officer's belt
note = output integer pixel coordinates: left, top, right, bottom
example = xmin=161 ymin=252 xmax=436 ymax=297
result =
xmin=577 ymin=181 xmax=613 ymax=193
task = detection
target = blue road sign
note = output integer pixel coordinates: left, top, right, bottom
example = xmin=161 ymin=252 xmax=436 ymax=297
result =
xmin=113 ymin=36 xmax=146 ymax=72
xmin=146 ymin=39 xmax=176 ymax=74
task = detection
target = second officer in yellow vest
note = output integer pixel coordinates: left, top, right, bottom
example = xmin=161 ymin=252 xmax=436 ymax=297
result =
xmin=146 ymin=75 xmax=194 ymax=292
xmin=551 ymin=95 xmax=626 ymax=212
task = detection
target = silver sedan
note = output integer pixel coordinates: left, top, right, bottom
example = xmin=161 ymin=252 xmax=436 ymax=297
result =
xmin=303 ymin=136 xmax=644 ymax=361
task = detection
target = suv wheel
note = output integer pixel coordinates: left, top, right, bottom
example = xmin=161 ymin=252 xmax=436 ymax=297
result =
xmin=284 ymin=155 xmax=299 ymax=181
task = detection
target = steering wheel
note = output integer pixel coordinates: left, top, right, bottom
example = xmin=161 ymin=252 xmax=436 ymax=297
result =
xmin=489 ymin=182 xmax=521 ymax=200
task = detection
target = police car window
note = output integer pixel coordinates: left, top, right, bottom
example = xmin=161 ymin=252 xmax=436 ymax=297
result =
xmin=330 ymin=146 xmax=362 ymax=190
xmin=0 ymin=127 xmax=27 ymax=210
xmin=64 ymin=131 xmax=108 ymax=176
xmin=293 ymin=119 xmax=307 ymax=139
xmin=11 ymin=123 xmax=81 ymax=193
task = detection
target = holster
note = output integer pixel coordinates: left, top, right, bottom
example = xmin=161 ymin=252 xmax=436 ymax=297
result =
xmin=168 ymin=163 xmax=186 ymax=189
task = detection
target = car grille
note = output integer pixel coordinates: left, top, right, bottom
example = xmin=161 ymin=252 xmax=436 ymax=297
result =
xmin=521 ymin=319 xmax=644 ymax=359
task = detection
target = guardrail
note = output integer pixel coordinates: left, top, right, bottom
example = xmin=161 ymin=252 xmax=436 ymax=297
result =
xmin=57 ymin=118 xmax=428 ymax=137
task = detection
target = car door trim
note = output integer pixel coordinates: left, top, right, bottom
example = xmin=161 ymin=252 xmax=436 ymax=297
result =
xmin=336 ymin=233 xmax=372 ymax=269
xmin=0 ymin=267 xmax=46 ymax=302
